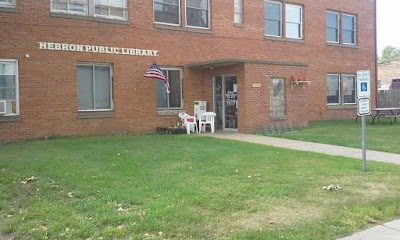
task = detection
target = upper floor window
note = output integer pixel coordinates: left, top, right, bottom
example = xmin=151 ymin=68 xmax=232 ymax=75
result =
xmin=154 ymin=0 xmax=210 ymax=29
xmin=157 ymin=68 xmax=182 ymax=109
xmin=264 ymin=1 xmax=303 ymax=39
xmin=77 ymin=63 xmax=113 ymax=111
xmin=0 ymin=60 xmax=19 ymax=116
xmin=0 ymin=0 xmax=15 ymax=8
xmin=326 ymin=11 xmax=357 ymax=45
xmin=234 ymin=0 xmax=243 ymax=25
xmin=51 ymin=0 xmax=128 ymax=20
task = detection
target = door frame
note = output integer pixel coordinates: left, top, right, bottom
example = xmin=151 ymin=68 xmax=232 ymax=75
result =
xmin=213 ymin=74 xmax=238 ymax=131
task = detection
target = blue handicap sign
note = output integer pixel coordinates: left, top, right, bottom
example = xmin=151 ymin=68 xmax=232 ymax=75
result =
xmin=361 ymin=82 xmax=368 ymax=92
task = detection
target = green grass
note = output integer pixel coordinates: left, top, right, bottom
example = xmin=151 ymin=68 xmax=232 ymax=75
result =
xmin=1 ymin=134 xmax=400 ymax=239
xmin=268 ymin=119 xmax=400 ymax=154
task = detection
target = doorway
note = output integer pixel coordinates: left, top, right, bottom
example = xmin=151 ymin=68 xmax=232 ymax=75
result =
xmin=214 ymin=75 xmax=238 ymax=131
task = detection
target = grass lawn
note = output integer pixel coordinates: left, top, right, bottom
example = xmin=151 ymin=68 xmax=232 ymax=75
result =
xmin=1 ymin=134 xmax=400 ymax=239
xmin=267 ymin=119 xmax=400 ymax=154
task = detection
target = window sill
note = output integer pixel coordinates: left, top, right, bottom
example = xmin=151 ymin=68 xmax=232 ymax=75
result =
xmin=270 ymin=115 xmax=288 ymax=120
xmin=234 ymin=23 xmax=244 ymax=28
xmin=327 ymin=104 xmax=357 ymax=110
xmin=264 ymin=36 xmax=305 ymax=44
xmin=157 ymin=109 xmax=182 ymax=116
xmin=154 ymin=23 xmax=212 ymax=35
xmin=78 ymin=111 xmax=114 ymax=119
xmin=327 ymin=42 xmax=358 ymax=49
xmin=51 ymin=12 xmax=129 ymax=25
xmin=0 ymin=115 xmax=20 ymax=122
xmin=0 ymin=6 xmax=16 ymax=13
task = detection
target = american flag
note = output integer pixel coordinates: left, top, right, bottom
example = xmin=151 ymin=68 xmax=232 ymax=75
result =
xmin=144 ymin=62 xmax=171 ymax=93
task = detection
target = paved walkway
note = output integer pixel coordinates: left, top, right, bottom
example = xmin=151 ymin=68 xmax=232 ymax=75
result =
xmin=201 ymin=132 xmax=400 ymax=240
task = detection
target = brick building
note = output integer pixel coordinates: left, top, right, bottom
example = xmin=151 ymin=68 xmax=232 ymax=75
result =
xmin=0 ymin=0 xmax=377 ymax=141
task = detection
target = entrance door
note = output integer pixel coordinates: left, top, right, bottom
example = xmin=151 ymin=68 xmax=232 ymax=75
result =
xmin=214 ymin=75 xmax=238 ymax=131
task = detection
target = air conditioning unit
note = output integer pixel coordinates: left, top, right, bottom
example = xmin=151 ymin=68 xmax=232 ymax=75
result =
xmin=0 ymin=101 xmax=6 ymax=115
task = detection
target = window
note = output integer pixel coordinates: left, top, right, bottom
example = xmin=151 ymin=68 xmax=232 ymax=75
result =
xmin=51 ymin=0 xmax=128 ymax=20
xmin=234 ymin=0 xmax=243 ymax=25
xmin=186 ymin=0 xmax=210 ymax=28
xmin=154 ymin=0 xmax=180 ymax=25
xmin=264 ymin=1 xmax=281 ymax=37
xmin=285 ymin=4 xmax=302 ymax=39
xmin=342 ymin=75 xmax=356 ymax=104
xmin=326 ymin=74 xmax=356 ymax=105
xmin=157 ymin=68 xmax=182 ymax=109
xmin=154 ymin=0 xmax=210 ymax=29
xmin=77 ymin=63 xmax=113 ymax=111
xmin=0 ymin=0 xmax=15 ymax=8
xmin=326 ymin=11 xmax=339 ymax=43
xmin=326 ymin=11 xmax=357 ymax=45
xmin=342 ymin=14 xmax=356 ymax=44
xmin=270 ymin=78 xmax=286 ymax=119
xmin=0 ymin=60 xmax=19 ymax=115
xmin=264 ymin=1 xmax=303 ymax=39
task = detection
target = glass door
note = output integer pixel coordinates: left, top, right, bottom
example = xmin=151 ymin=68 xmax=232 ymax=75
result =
xmin=214 ymin=75 xmax=238 ymax=131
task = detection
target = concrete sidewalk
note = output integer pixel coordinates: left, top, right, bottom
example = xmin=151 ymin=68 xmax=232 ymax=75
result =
xmin=202 ymin=132 xmax=400 ymax=240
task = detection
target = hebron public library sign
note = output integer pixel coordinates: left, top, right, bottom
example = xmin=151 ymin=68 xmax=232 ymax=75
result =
xmin=38 ymin=42 xmax=159 ymax=57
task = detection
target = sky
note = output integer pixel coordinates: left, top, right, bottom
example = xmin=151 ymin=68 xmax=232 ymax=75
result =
xmin=376 ymin=0 xmax=400 ymax=56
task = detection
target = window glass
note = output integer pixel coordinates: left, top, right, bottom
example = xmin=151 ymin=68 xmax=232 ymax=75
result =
xmin=157 ymin=68 xmax=182 ymax=109
xmin=343 ymin=15 xmax=356 ymax=44
xmin=264 ymin=1 xmax=281 ymax=37
xmin=0 ymin=60 xmax=18 ymax=115
xmin=0 ymin=0 xmax=15 ymax=7
xmin=78 ymin=64 xmax=112 ymax=111
xmin=51 ymin=0 xmax=128 ymax=19
xmin=327 ymin=74 xmax=340 ymax=104
xmin=234 ymin=0 xmax=243 ymax=25
xmin=326 ymin=12 xmax=339 ymax=42
xmin=154 ymin=0 xmax=180 ymax=25
xmin=51 ymin=0 xmax=88 ymax=14
xmin=95 ymin=0 xmax=127 ymax=19
xmin=285 ymin=4 xmax=302 ymax=39
xmin=186 ymin=0 xmax=209 ymax=28
xmin=270 ymin=78 xmax=286 ymax=119
xmin=343 ymin=75 xmax=356 ymax=104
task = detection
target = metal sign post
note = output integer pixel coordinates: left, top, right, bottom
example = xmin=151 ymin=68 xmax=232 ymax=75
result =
xmin=357 ymin=70 xmax=371 ymax=172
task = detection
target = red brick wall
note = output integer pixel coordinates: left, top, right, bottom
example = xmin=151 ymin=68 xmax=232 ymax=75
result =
xmin=0 ymin=0 xmax=377 ymax=140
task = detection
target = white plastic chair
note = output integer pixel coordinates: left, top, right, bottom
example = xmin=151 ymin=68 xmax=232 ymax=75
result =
xmin=178 ymin=112 xmax=197 ymax=135
xmin=198 ymin=112 xmax=216 ymax=133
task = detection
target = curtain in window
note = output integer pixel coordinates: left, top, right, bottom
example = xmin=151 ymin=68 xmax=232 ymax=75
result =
xmin=285 ymin=5 xmax=302 ymax=39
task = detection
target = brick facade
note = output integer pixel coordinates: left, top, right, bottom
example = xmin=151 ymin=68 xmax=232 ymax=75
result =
xmin=0 ymin=0 xmax=377 ymax=141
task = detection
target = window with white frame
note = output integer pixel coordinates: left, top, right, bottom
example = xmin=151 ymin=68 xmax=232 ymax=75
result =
xmin=342 ymin=14 xmax=356 ymax=45
xmin=326 ymin=74 xmax=356 ymax=105
xmin=234 ymin=0 xmax=243 ymax=25
xmin=326 ymin=11 xmax=339 ymax=43
xmin=51 ymin=0 xmax=128 ymax=20
xmin=154 ymin=0 xmax=210 ymax=29
xmin=77 ymin=63 xmax=113 ymax=111
xmin=264 ymin=1 xmax=303 ymax=39
xmin=186 ymin=0 xmax=210 ymax=28
xmin=157 ymin=68 xmax=182 ymax=109
xmin=327 ymin=74 xmax=340 ymax=105
xmin=154 ymin=0 xmax=180 ymax=25
xmin=0 ymin=0 xmax=15 ymax=8
xmin=264 ymin=1 xmax=281 ymax=37
xmin=342 ymin=74 xmax=356 ymax=104
xmin=285 ymin=4 xmax=302 ymax=39
xmin=326 ymin=11 xmax=357 ymax=45
xmin=0 ymin=60 xmax=19 ymax=115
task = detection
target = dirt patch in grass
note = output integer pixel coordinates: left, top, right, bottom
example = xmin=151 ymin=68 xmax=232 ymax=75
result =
xmin=0 ymin=233 xmax=15 ymax=240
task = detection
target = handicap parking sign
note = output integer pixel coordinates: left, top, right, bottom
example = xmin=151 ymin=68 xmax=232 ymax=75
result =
xmin=361 ymin=82 xmax=368 ymax=92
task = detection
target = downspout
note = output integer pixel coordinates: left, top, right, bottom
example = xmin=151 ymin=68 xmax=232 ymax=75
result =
xmin=374 ymin=0 xmax=378 ymax=107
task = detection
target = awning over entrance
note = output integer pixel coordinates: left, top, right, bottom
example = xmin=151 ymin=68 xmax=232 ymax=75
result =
xmin=186 ymin=58 xmax=308 ymax=69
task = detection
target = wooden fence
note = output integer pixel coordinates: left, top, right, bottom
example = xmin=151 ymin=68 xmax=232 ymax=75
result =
xmin=377 ymin=89 xmax=400 ymax=107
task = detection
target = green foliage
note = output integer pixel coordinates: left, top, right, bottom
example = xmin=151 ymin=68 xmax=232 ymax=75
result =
xmin=379 ymin=45 xmax=400 ymax=64
xmin=1 ymin=134 xmax=400 ymax=239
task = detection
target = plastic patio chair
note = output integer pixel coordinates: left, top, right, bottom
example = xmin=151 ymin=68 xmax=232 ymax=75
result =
xmin=178 ymin=112 xmax=197 ymax=135
xmin=198 ymin=112 xmax=216 ymax=133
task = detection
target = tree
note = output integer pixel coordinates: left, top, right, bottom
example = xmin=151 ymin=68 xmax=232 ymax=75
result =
xmin=379 ymin=46 xmax=400 ymax=64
